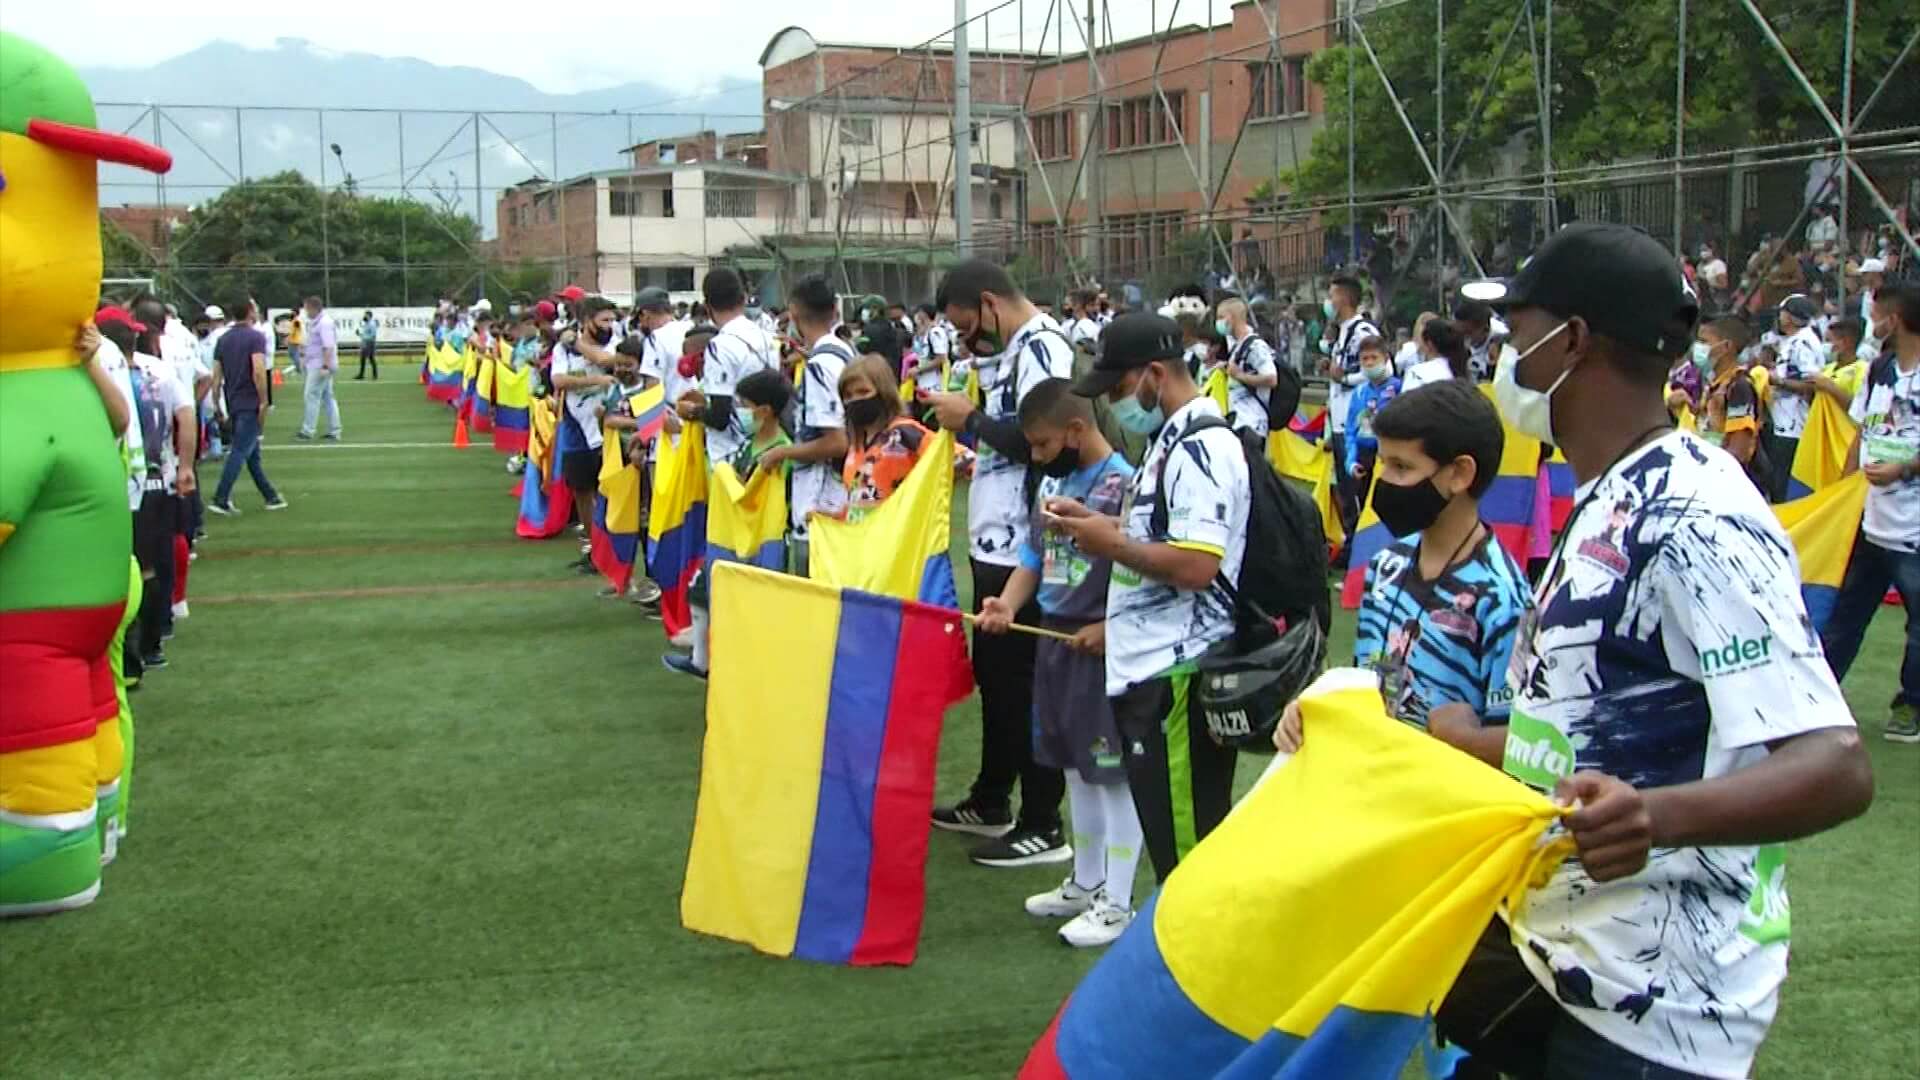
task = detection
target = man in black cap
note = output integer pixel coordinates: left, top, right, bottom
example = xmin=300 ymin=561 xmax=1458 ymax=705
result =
xmin=1767 ymin=293 xmax=1825 ymax=502
xmin=1050 ymin=312 xmax=1251 ymax=883
xmin=1415 ymin=223 xmax=1874 ymax=1079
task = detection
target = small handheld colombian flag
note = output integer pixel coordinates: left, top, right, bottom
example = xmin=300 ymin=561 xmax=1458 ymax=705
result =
xmin=1022 ymin=669 xmax=1569 ymax=1079
xmin=628 ymin=383 xmax=666 ymax=445
xmin=681 ymin=564 xmax=973 ymax=966
xmin=808 ymin=429 xmax=960 ymax=606
xmin=647 ymin=423 xmax=709 ymax=635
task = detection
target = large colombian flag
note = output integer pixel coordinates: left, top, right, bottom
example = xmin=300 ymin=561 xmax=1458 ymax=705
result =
xmin=647 ymin=425 xmax=708 ymax=636
xmin=1268 ymin=423 xmax=1344 ymax=553
xmin=515 ymin=399 xmax=572 ymax=539
xmin=1342 ymin=385 xmax=1543 ymax=609
xmin=490 ymin=360 xmax=532 ymax=454
xmin=468 ymin=344 xmax=498 ymax=434
xmin=1775 ymin=470 xmax=1868 ymax=631
xmin=809 ymin=429 xmax=960 ymax=606
xmin=1022 ymin=669 xmax=1569 ymax=1078
xmin=589 ymin=428 xmax=644 ymax=593
xmin=681 ymin=563 xmax=973 ymax=966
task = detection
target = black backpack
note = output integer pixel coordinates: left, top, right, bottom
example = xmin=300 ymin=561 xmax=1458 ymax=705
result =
xmin=1149 ymin=415 xmax=1331 ymax=650
xmin=1227 ymin=335 xmax=1304 ymax=432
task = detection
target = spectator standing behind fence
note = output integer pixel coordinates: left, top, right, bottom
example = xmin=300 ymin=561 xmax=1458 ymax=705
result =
xmin=297 ymin=296 xmax=341 ymax=440
xmin=355 ymin=310 xmax=379 ymax=380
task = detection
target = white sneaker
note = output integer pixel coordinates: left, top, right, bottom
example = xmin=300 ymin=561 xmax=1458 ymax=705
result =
xmin=1059 ymin=889 xmax=1133 ymax=948
xmin=171 ymin=601 xmax=190 ymax=619
xmin=1024 ymin=876 xmax=1097 ymax=919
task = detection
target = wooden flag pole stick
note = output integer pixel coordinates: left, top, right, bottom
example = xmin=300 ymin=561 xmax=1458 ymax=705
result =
xmin=958 ymin=612 xmax=1080 ymax=643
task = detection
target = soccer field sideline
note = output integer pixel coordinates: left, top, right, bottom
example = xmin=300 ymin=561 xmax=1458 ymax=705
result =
xmin=2 ymin=378 xmax=1913 ymax=1079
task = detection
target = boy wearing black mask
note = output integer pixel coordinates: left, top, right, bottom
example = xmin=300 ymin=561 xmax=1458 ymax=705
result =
xmin=1276 ymin=379 xmax=1528 ymax=764
xmin=975 ymin=378 xmax=1141 ymax=947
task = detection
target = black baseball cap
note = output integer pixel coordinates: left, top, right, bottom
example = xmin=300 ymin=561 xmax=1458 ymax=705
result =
xmin=1071 ymin=312 xmax=1184 ymax=397
xmin=1461 ymin=222 xmax=1699 ymax=358
xmin=634 ymin=286 xmax=673 ymax=312
xmin=1780 ymin=294 xmax=1818 ymax=323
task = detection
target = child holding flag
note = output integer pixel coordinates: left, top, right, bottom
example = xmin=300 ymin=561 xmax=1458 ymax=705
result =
xmin=976 ymin=378 xmax=1141 ymax=948
xmin=663 ymin=369 xmax=795 ymax=680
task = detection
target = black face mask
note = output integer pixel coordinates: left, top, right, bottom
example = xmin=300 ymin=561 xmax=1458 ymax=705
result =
xmin=1371 ymin=473 xmax=1452 ymax=538
xmin=1041 ymin=444 xmax=1082 ymax=478
xmin=845 ymin=396 xmax=887 ymax=430
xmin=592 ymin=324 xmax=614 ymax=346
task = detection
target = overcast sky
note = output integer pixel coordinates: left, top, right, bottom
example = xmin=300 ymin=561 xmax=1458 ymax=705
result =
xmin=20 ymin=1 xmax=1180 ymax=100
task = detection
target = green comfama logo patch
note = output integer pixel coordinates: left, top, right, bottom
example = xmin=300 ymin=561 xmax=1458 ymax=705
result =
xmin=1503 ymin=709 xmax=1575 ymax=790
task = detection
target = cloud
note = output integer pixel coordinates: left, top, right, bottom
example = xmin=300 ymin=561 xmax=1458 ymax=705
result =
xmin=258 ymin=121 xmax=311 ymax=156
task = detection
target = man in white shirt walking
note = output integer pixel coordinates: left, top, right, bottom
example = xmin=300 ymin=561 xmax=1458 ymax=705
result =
xmin=1215 ymin=297 xmax=1279 ymax=438
xmin=296 ymin=296 xmax=341 ymax=440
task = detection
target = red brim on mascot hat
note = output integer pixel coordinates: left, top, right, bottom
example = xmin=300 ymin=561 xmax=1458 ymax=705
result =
xmin=26 ymin=118 xmax=173 ymax=174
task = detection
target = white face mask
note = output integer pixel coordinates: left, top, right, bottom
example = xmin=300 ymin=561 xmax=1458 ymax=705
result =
xmin=1493 ymin=321 xmax=1573 ymax=445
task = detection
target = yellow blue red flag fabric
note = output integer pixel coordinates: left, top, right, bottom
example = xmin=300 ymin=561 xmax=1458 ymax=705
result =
xmin=626 ymin=383 xmax=666 ymax=445
xmin=1787 ymin=392 xmax=1859 ymax=499
xmin=1201 ymin=366 xmax=1231 ymax=417
xmin=1774 ymin=471 xmax=1868 ymax=631
xmin=1342 ymin=385 xmax=1539 ymax=608
xmin=469 ymin=346 xmax=497 ymax=433
xmin=647 ymin=426 xmax=709 ymax=635
xmin=706 ymin=462 xmax=788 ymax=571
xmin=808 ymin=430 xmax=959 ymax=606
xmin=426 ymin=340 xmax=463 ymax=402
xmin=491 ymin=360 xmax=533 ymax=454
xmin=515 ymin=399 xmax=571 ymax=539
xmin=589 ymin=429 xmax=643 ymax=593
xmin=1268 ymin=426 xmax=1344 ymax=553
xmin=681 ymin=563 xmax=973 ymax=966
xmin=1021 ymin=668 xmax=1569 ymax=1078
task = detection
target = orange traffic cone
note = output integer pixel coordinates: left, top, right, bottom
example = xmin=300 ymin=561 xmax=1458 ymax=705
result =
xmin=272 ymin=367 xmax=285 ymax=386
xmin=452 ymin=415 xmax=470 ymax=448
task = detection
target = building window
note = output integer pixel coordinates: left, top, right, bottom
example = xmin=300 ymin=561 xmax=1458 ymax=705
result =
xmin=1104 ymin=92 xmax=1185 ymax=151
xmin=662 ymin=188 xmax=675 ymax=218
xmin=1250 ymin=58 xmax=1309 ymax=119
xmin=808 ymin=180 xmax=827 ymax=220
xmin=609 ymin=187 xmax=640 ymax=217
xmin=989 ymin=191 xmax=1003 ymax=220
xmin=839 ymin=116 xmax=875 ymax=146
xmin=707 ymin=187 xmax=757 ymax=218
xmin=634 ymin=265 xmax=697 ymax=292
xmin=1103 ymin=211 xmax=1184 ymax=276
xmin=1031 ymin=111 xmax=1074 ymax=161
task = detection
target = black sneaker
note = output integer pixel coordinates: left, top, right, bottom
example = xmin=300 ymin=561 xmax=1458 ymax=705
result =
xmin=970 ymin=826 xmax=1072 ymax=868
xmin=206 ymin=501 xmax=238 ymax=517
xmin=140 ymin=650 xmax=169 ymax=670
xmin=931 ymin=800 xmax=1014 ymax=837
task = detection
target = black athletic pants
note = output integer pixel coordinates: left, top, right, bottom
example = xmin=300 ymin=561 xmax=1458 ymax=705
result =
xmin=1110 ymin=671 xmax=1237 ymax=883
xmin=357 ymin=341 xmax=379 ymax=379
xmin=966 ymin=558 xmax=1064 ymax=831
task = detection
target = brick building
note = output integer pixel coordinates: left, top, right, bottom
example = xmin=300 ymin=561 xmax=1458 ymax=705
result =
xmin=1023 ymin=0 xmax=1337 ymax=293
xmin=103 ymin=203 xmax=190 ymax=262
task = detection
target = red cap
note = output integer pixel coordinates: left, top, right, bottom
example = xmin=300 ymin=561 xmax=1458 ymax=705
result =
xmin=95 ymin=305 xmax=147 ymax=333
xmin=559 ymin=286 xmax=586 ymax=303
xmin=532 ymin=300 xmax=558 ymax=322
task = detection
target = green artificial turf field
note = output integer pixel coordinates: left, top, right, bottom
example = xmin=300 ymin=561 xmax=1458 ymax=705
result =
xmin=3 ymin=376 xmax=1914 ymax=1078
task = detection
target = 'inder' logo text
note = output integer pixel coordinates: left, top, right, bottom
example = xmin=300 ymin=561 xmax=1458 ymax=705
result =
xmin=1699 ymin=633 xmax=1772 ymax=677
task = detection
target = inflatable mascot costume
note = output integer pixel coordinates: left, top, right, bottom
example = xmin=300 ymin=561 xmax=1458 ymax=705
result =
xmin=0 ymin=31 xmax=173 ymax=916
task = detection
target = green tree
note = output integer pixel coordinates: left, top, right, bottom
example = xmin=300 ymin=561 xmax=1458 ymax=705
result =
xmin=155 ymin=171 xmax=489 ymax=310
xmin=1282 ymin=2 xmax=1917 ymax=214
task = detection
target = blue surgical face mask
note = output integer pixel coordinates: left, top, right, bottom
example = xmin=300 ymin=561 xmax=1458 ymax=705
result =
xmin=1110 ymin=372 xmax=1165 ymax=434
xmin=736 ymin=406 xmax=760 ymax=434
xmin=1322 ymin=298 xmax=1337 ymax=320
xmin=1691 ymin=341 xmax=1713 ymax=372
xmin=1215 ymin=317 xmax=1231 ymax=339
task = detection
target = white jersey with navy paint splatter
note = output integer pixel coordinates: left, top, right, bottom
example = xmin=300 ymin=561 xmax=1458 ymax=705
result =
xmin=1503 ymin=430 xmax=1854 ymax=1079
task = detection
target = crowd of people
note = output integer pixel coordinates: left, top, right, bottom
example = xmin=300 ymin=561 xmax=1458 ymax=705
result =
xmin=89 ymin=211 xmax=1906 ymax=1075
